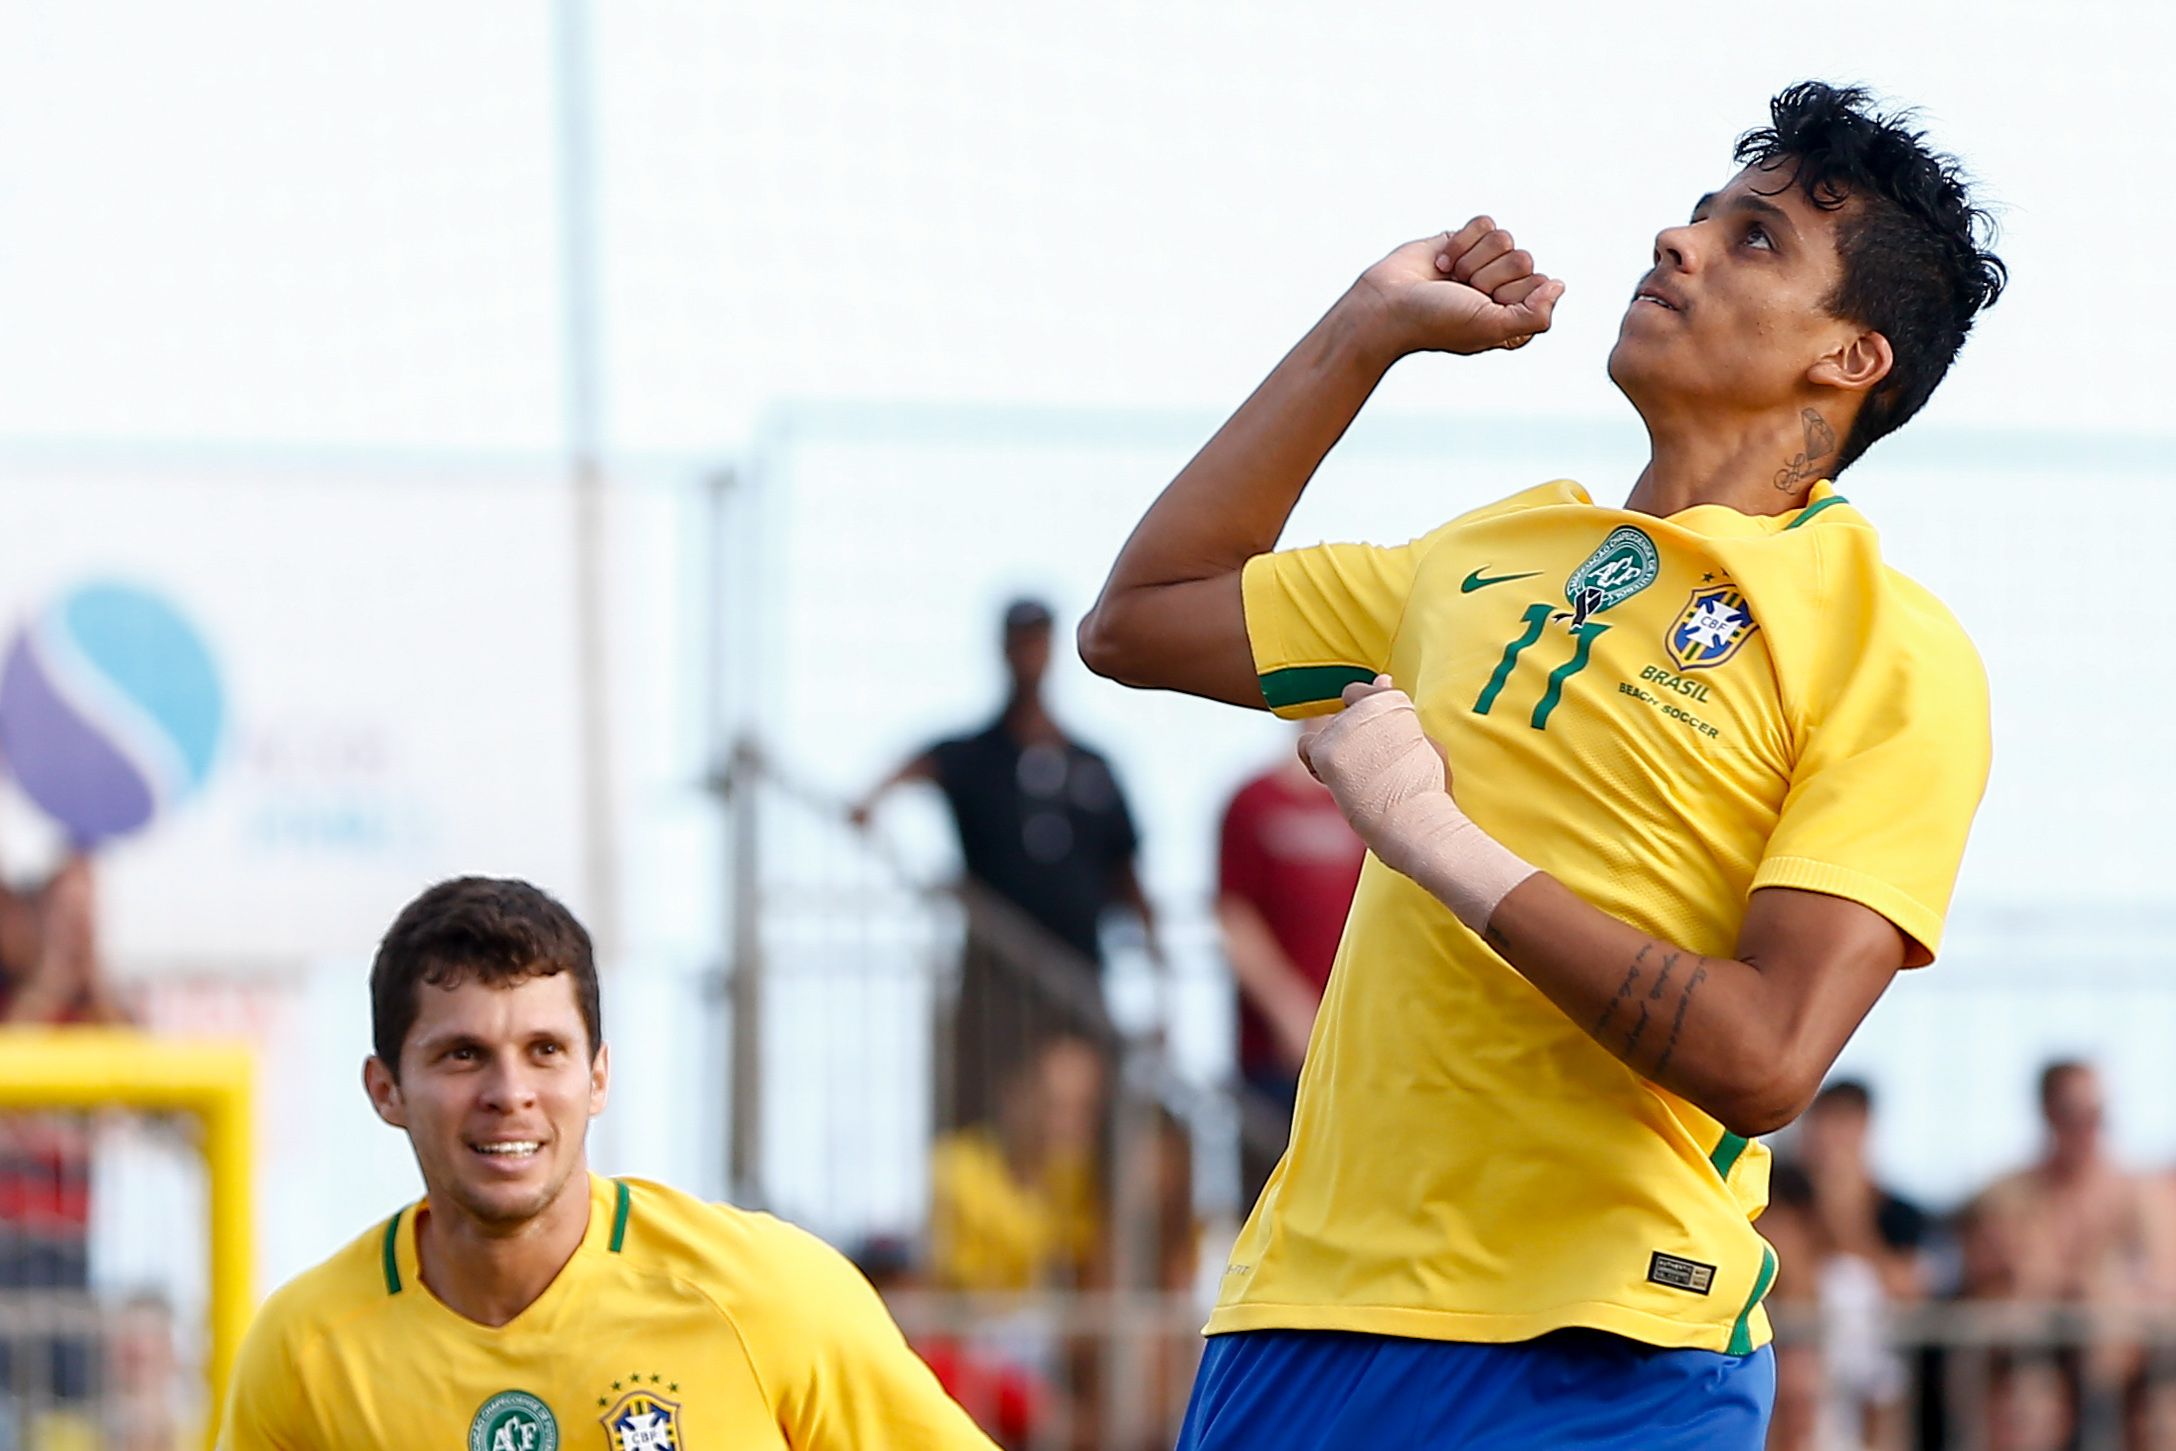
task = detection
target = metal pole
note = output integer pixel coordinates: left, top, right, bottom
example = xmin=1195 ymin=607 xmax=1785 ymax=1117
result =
xmin=726 ymin=737 xmax=764 ymax=1205
xmin=702 ymin=467 xmax=766 ymax=1206
xmin=552 ymin=0 xmax=619 ymax=955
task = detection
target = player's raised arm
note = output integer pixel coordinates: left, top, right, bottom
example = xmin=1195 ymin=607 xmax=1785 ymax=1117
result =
xmin=1076 ymin=222 xmax=1564 ymax=706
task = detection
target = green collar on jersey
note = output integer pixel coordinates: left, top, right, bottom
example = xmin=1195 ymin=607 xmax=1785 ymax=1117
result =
xmin=609 ymin=1179 xmax=632 ymax=1253
xmin=1782 ymin=494 xmax=1849 ymax=530
xmin=1708 ymin=1132 xmax=1749 ymax=1181
xmin=382 ymin=1208 xmax=405 ymax=1295
xmin=379 ymin=1181 xmax=630 ymax=1297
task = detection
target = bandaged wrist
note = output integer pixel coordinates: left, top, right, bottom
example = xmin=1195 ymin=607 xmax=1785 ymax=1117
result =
xmin=1369 ymin=790 xmax=1538 ymax=935
xmin=1305 ymin=686 xmax=1537 ymax=933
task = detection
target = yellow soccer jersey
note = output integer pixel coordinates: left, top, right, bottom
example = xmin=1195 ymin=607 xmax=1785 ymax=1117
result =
xmin=1217 ymin=479 xmax=1989 ymax=1355
xmin=219 ymin=1174 xmax=995 ymax=1451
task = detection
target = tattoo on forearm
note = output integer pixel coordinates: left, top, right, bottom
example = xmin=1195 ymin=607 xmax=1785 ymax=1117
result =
xmin=1650 ymin=962 xmax=1710 ymax=1077
xmin=1592 ymin=943 xmax=1651 ymax=1034
xmin=1622 ymin=951 xmax=1679 ymax=1055
xmin=1647 ymin=952 xmax=1678 ymax=1003
xmin=1773 ymin=409 xmax=1837 ymax=491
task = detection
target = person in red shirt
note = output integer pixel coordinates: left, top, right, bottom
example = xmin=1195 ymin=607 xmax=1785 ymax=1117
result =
xmin=1215 ymin=734 xmax=1365 ymax=1207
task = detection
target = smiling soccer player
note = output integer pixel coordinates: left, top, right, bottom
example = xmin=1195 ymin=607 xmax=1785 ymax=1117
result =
xmin=217 ymin=877 xmax=994 ymax=1451
xmin=1079 ymin=83 xmax=2003 ymax=1449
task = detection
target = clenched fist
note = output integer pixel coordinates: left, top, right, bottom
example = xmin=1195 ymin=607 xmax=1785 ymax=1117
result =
xmin=1354 ymin=218 xmax=1565 ymax=358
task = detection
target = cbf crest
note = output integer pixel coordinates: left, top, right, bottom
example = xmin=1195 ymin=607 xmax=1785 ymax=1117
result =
xmin=1667 ymin=586 xmax=1758 ymax=669
xmin=601 ymin=1388 xmax=683 ymax=1451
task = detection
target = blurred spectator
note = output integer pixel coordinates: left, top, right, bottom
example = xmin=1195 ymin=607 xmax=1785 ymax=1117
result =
xmin=1792 ymin=1080 xmax=1925 ymax=1451
xmin=1762 ymin=1161 xmax=1822 ymax=1451
xmin=853 ymin=1238 xmax=1048 ymax=1451
xmin=0 ymin=854 xmax=126 ymax=1445
xmin=854 ymin=599 xmax=1155 ymax=1130
xmin=109 ymin=1295 xmax=179 ymax=1451
xmin=1 ymin=858 xmax=121 ymax=1297
xmin=927 ymin=1036 xmax=1110 ymax=1451
xmin=1961 ymin=1061 xmax=2162 ymax=1451
xmin=1126 ymin=1099 xmax=1201 ymax=1451
xmin=0 ymin=856 xmax=122 ymax=1027
xmin=1214 ymin=730 xmax=1363 ymax=1207
xmin=1965 ymin=1063 xmax=2151 ymax=1301
xmin=1801 ymin=1082 xmax=1929 ymax=1298
xmin=929 ymin=1035 xmax=1107 ymax=1294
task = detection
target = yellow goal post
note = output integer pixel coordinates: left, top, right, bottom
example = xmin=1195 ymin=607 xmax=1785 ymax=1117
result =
xmin=0 ymin=1026 xmax=254 ymax=1447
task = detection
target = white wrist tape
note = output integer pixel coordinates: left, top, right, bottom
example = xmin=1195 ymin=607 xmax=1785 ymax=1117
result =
xmin=1302 ymin=684 xmax=1537 ymax=933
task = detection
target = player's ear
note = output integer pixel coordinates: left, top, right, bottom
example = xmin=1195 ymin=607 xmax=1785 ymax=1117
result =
xmin=587 ymin=1041 xmax=610 ymax=1118
xmin=363 ymin=1055 xmax=408 ymax=1130
xmin=1808 ymin=328 xmax=1892 ymax=395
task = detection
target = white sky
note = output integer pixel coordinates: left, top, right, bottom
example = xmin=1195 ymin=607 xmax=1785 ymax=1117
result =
xmin=0 ymin=0 xmax=2165 ymax=453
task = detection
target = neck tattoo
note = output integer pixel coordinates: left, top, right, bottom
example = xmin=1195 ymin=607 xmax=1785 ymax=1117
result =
xmin=1773 ymin=408 xmax=1837 ymax=491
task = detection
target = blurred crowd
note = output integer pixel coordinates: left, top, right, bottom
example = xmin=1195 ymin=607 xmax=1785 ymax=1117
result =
xmin=1766 ymin=1063 xmax=2176 ymax=1451
xmin=0 ymin=854 xmax=182 ymax=1451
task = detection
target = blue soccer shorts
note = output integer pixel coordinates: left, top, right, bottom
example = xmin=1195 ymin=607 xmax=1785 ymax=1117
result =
xmin=1176 ymin=1326 xmax=1776 ymax=1451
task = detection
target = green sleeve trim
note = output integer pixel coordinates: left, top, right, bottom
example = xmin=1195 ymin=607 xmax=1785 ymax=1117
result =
xmin=609 ymin=1179 xmax=632 ymax=1253
xmin=1708 ymin=1132 xmax=1749 ymax=1181
xmin=1727 ymin=1244 xmax=1779 ymax=1355
xmin=1259 ymin=664 xmax=1377 ymax=711
xmin=381 ymin=1208 xmax=404 ymax=1295
xmin=1782 ymin=494 xmax=1849 ymax=530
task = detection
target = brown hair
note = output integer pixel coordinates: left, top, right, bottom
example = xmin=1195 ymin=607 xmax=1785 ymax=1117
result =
xmin=1812 ymin=1078 xmax=1872 ymax=1115
xmin=2038 ymin=1059 xmax=2092 ymax=1113
xmin=369 ymin=877 xmax=600 ymax=1076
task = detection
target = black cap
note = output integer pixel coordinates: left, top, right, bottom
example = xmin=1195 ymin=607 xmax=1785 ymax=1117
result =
xmin=1003 ymin=598 xmax=1054 ymax=634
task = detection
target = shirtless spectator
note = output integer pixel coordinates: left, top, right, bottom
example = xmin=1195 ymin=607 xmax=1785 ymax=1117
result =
xmin=0 ymin=856 xmax=121 ymax=1027
xmin=1962 ymin=1061 xmax=2161 ymax=1451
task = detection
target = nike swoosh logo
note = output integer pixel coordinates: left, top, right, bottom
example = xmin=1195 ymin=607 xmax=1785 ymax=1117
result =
xmin=1461 ymin=568 xmax=1544 ymax=593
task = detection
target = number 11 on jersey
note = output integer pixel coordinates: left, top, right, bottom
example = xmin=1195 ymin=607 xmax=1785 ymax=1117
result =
xmin=1473 ymin=603 xmax=1611 ymax=730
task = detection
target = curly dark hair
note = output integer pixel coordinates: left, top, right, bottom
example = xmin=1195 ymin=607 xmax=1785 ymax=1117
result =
xmin=1735 ymin=82 xmax=2006 ymax=471
xmin=369 ymin=876 xmax=600 ymax=1076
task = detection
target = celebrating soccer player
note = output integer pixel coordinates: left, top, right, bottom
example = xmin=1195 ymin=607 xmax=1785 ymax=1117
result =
xmin=1080 ymin=83 xmax=2002 ymax=1449
xmin=217 ymin=877 xmax=995 ymax=1450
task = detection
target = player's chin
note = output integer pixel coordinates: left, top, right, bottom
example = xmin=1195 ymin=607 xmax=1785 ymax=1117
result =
xmin=1604 ymin=332 xmax=1672 ymax=399
xmin=452 ymin=1169 xmax=570 ymax=1229
xmin=450 ymin=1144 xmax=573 ymax=1219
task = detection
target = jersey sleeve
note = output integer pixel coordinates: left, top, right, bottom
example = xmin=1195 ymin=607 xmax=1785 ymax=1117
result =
xmin=747 ymin=1220 xmax=1000 ymax=1450
xmin=1241 ymin=534 xmax=1433 ymax=718
xmin=1749 ymin=555 xmax=1990 ymax=966
xmin=215 ymin=1294 xmax=311 ymax=1451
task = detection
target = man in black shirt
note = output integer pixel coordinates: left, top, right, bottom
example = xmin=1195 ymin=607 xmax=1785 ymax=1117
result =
xmin=854 ymin=599 xmax=1156 ymax=1126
